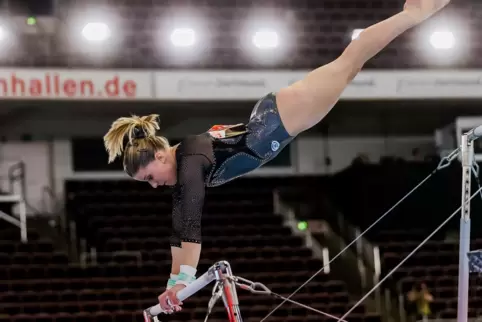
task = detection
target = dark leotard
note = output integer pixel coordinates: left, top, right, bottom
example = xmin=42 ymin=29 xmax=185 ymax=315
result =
xmin=170 ymin=92 xmax=294 ymax=247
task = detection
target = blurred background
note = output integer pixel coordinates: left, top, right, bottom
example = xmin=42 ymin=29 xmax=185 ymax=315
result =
xmin=0 ymin=0 xmax=481 ymax=321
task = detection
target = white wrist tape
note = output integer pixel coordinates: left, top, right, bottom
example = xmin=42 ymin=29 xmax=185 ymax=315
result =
xmin=175 ymin=265 xmax=197 ymax=286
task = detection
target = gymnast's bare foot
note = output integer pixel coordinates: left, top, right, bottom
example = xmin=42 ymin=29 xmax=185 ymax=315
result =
xmin=403 ymin=0 xmax=451 ymax=24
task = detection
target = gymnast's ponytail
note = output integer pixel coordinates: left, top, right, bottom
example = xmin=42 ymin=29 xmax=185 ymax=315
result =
xmin=103 ymin=114 xmax=170 ymax=176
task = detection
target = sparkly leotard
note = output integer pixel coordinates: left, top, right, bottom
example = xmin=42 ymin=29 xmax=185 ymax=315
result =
xmin=169 ymin=93 xmax=294 ymax=247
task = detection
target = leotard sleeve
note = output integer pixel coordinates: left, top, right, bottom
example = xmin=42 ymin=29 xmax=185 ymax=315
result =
xmin=170 ymin=154 xmax=209 ymax=247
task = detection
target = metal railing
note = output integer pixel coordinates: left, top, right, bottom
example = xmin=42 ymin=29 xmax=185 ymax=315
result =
xmin=0 ymin=161 xmax=27 ymax=242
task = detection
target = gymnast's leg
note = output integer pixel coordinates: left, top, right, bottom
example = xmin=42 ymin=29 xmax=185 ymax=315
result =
xmin=275 ymin=0 xmax=450 ymax=137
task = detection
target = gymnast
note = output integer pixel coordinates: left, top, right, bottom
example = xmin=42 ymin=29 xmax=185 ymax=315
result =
xmin=103 ymin=0 xmax=450 ymax=314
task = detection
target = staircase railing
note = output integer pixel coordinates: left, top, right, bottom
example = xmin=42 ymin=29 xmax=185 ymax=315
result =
xmin=0 ymin=161 xmax=28 ymax=242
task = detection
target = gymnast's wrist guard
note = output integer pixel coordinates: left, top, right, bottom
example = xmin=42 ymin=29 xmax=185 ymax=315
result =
xmin=167 ymin=273 xmax=178 ymax=290
xmin=175 ymin=265 xmax=197 ymax=287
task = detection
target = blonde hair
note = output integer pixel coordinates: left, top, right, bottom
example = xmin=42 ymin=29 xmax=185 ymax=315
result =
xmin=103 ymin=114 xmax=170 ymax=176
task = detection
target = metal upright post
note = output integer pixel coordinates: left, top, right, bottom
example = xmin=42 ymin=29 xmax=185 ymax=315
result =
xmin=457 ymin=133 xmax=472 ymax=322
xmin=214 ymin=261 xmax=243 ymax=322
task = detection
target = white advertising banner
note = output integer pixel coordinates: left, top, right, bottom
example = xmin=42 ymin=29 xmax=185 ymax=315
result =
xmin=155 ymin=70 xmax=482 ymax=101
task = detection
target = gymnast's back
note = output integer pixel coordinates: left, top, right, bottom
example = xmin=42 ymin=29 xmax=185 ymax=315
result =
xmin=175 ymin=93 xmax=294 ymax=188
xmin=174 ymin=123 xmax=262 ymax=188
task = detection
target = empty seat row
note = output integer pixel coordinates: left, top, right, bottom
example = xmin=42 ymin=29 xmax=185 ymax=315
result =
xmin=92 ymin=246 xmax=313 ymax=264
xmin=102 ymin=235 xmax=304 ymax=251
xmin=439 ymin=308 xmax=480 ymax=319
xmin=66 ymin=177 xmax=282 ymax=191
xmin=378 ymin=240 xmax=460 ymax=253
xmin=1 ymin=297 xmax=356 ymax=316
xmin=0 ymin=282 xmax=350 ymax=316
xmin=0 ymin=230 xmax=41 ymax=241
xmin=0 ymin=263 xmax=167 ymax=280
xmin=81 ymin=200 xmax=272 ymax=213
xmin=0 ymin=312 xmax=382 ymax=322
xmin=0 ymin=276 xmax=162 ymax=292
xmin=0 ymin=289 xmax=350 ymax=307
xmin=88 ymin=213 xmax=283 ymax=228
xmin=0 ymin=240 xmax=54 ymax=254
xmin=0 ymin=312 xmax=139 ymax=322
xmin=383 ymin=250 xmax=458 ymax=269
xmin=202 ymin=246 xmax=313 ymax=261
xmin=373 ymin=229 xmax=434 ymax=243
xmin=391 ymin=265 xmax=459 ymax=282
xmin=70 ymin=188 xmax=272 ymax=200
xmin=0 ymin=252 xmax=69 ymax=265
xmin=431 ymin=297 xmax=482 ymax=311
xmin=0 ymin=258 xmax=339 ymax=286
xmin=95 ymin=225 xmax=292 ymax=239
xmin=0 ymin=270 xmax=337 ymax=292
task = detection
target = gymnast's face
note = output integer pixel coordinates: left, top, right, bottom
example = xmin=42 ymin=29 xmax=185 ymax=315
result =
xmin=133 ymin=149 xmax=177 ymax=188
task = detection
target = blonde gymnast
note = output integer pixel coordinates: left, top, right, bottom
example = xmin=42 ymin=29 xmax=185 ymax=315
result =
xmin=103 ymin=0 xmax=451 ymax=314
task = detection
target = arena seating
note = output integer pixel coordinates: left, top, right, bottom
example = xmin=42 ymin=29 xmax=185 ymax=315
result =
xmin=0 ymin=178 xmax=381 ymax=322
xmin=377 ymin=232 xmax=482 ymax=319
xmin=322 ymin=160 xmax=482 ymax=319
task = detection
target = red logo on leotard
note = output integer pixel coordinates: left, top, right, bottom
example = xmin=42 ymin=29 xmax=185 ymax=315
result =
xmin=208 ymin=125 xmax=229 ymax=132
xmin=207 ymin=124 xmax=246 ymax=139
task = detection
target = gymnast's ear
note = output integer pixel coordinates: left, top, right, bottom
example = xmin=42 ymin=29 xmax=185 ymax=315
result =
xmin=154 ymin=150 xmax=168 ymax=164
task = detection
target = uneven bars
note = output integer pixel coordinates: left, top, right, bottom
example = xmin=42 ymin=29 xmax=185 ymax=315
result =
xmin=144 ymin=264 xmax=217 ymax=316
xmin=457 ymin=125 xmax=482 ymax=322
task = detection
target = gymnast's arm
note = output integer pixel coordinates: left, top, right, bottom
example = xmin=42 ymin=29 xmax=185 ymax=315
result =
xmin=170 ymin=155 xmax=208 ymax=273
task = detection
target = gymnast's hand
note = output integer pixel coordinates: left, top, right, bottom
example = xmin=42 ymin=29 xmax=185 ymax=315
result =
xmin=158 ymin=284 xmax=185 ymax=314
xmin=403 ymin=0 xmax=451 ymax=24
